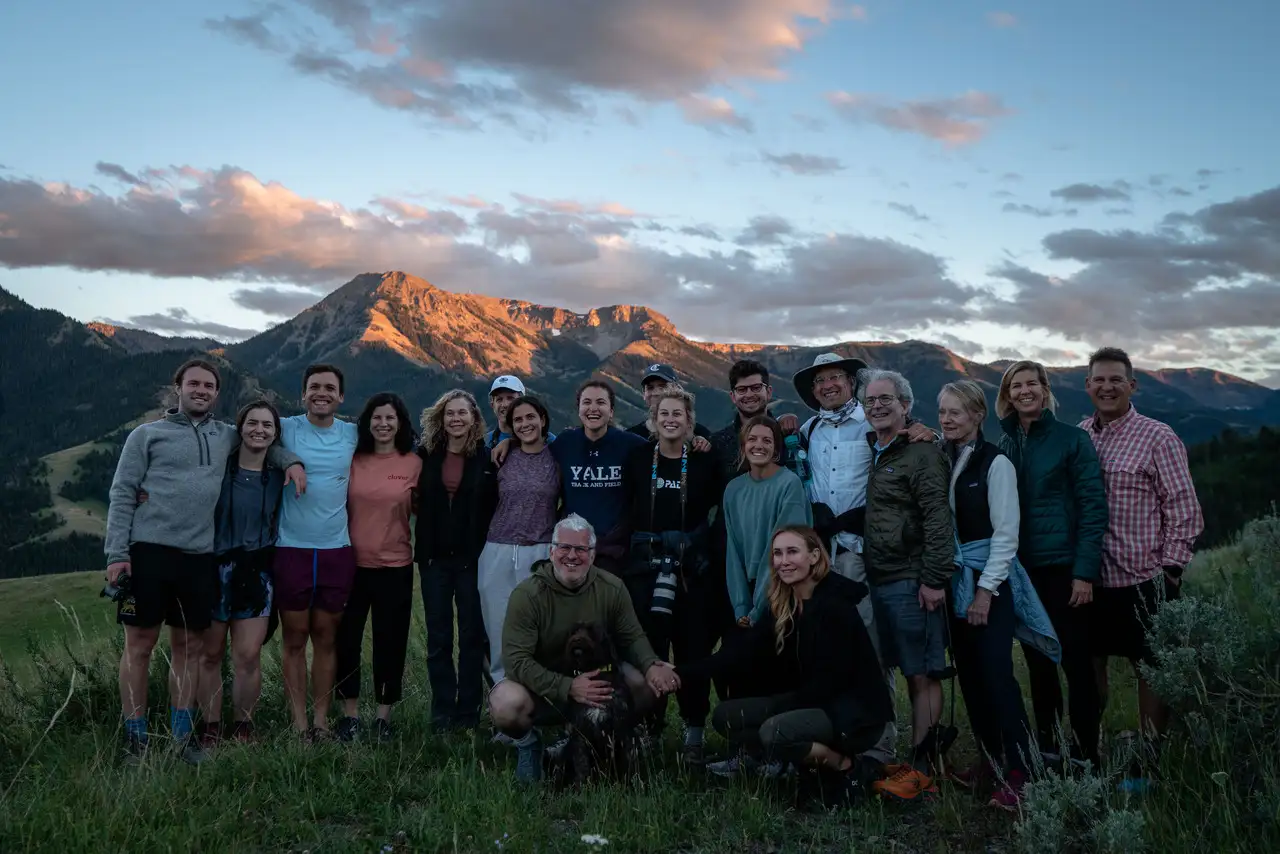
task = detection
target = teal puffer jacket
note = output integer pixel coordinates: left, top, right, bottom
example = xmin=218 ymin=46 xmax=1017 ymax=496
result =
xmin=997 ymin=411 xmax=1108 ymax=581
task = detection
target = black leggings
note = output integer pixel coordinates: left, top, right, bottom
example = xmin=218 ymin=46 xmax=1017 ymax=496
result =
xmin=712 ymin=693 xmax=884 ymax=766
xmin=1021 ymin=564 xmax=1101 ymax=765
xmin=420 ymin=557 xmax=485 ymax=728
xmin=335 ymin=566 xmax=413 ymax=706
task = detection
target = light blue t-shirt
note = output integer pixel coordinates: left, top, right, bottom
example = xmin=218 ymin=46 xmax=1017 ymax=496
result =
xmin=276 ymin=415 xmax=359 ymax=549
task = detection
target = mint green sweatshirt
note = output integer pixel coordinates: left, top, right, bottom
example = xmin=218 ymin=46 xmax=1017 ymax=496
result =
xmin=722 ymin=467 xmax=813 ymax=624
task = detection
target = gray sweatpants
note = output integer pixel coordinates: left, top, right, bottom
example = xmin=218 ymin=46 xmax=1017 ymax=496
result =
xmin=478 ymin=541 xmax=550 ymax=685
xmin=832 ymin=548 xmax=899 ymax=763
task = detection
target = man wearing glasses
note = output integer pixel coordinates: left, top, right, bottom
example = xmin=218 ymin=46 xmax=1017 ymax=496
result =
xmin=488 ymin=514 xmax=680 ymax=783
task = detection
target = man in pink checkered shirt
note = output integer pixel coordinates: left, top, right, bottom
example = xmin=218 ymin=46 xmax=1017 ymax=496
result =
xmin=1079 ymin=347 xmax=1203 ymax=747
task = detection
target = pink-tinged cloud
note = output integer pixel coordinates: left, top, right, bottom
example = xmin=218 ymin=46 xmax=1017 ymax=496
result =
xmin=987 ymin=11 xmax=1017 ymax=27
xmin=677 ymin=95 xmax=754 ymax=131
xmin=826 ymin=90 xmax=1012 ymax=146
xmin=511 ymin=194 xmax=637 ymax=217
xmin=446 ymin=194 xmax=491 ymax=209
xmin=209 ymin=0 xmax=828 ymax=130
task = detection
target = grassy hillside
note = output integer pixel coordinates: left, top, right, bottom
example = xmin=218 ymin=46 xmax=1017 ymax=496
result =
xmin=2 ymin=523 xmax=1276 ymax=852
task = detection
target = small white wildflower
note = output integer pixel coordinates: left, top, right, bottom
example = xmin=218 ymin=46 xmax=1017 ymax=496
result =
xmin=581 ymin=834 xmax=610 ymax=846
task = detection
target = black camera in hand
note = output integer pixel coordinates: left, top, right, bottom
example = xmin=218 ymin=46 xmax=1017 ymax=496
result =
xmin=101 ymin=571 xmax=133 ymax=602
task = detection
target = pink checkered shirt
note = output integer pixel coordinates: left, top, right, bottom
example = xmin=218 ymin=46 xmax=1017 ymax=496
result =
xmin=1079 ymin=406 xmax=1203 ymax=588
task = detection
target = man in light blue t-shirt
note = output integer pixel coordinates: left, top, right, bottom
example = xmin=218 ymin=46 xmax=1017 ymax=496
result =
xmin=273 ymin=364 xmax=359 ymax=740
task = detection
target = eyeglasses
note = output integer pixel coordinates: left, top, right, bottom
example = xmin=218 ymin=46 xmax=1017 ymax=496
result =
xmin=732 ymin=382 xmax=767 ymax=395
xmin=865 ymin=394 xmax=900 ymax=408
xmin=552 ymin=542 xmax=592 ymax=556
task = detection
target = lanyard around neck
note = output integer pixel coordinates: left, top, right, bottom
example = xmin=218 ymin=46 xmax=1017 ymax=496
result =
xmin=650 ymin=442 xmax=688 ymax=533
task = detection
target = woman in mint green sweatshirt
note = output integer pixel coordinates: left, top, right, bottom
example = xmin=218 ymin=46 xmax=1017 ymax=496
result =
xmin=722 ymin=416 xmax=813 ymax=627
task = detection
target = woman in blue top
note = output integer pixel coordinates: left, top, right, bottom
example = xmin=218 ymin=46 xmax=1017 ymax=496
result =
xmin=196 ymin=400 xmax=286 ymax=745
xmin=722 ymin=416 xmax=813 ymax=628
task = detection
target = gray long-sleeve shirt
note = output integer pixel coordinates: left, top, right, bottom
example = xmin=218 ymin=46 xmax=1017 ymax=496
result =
xmin=104 ymin=409 xmax=302 ymax=564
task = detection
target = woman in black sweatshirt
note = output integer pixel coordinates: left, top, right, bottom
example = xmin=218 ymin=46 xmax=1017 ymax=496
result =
xmin=678 ymin=525 xmax=894 ymax=792
xmin=622 ymin=385 xmax=723 ymax=760
xmin=415 ymin=390 xmax=496 ymax=731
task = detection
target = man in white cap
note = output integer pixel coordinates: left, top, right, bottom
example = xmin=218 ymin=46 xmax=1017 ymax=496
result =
xmin=486 ymin=375 xmax=556 ymax=450
xmin=792 ymin=352 xmax=936 ymax=768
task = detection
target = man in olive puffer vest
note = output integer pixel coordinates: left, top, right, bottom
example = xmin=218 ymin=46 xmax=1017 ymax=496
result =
xmin=860 ymin=369 xmax=956 ymax=801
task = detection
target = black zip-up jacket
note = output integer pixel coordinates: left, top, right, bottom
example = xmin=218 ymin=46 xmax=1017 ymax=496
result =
xmin=680 ymin=572 xmax=894 ymax=740
xmin=414 ymin=440 xmax=497 ymax=565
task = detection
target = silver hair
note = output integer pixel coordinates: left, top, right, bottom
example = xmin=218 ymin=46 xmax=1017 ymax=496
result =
xmin=861 ymin=369 xmax=915 ymax=412
xmin=553 ymin=513 xmax=597 ymax=548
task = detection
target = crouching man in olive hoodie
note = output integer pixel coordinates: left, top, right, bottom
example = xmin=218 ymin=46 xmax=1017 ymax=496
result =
xmin=489 ymin=513 xmax=681 ymax=783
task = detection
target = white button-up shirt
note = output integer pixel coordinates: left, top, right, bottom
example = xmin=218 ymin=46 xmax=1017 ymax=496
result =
xmin=804 ymin=407 xmax=873 ymax=554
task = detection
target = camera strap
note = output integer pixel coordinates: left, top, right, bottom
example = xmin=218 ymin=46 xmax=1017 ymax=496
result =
xmin=650 ymin=442 xmax=689 ymax=589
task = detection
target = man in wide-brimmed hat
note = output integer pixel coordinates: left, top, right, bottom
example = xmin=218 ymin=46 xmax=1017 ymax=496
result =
xmin=791 ymin=351 xmax=936 ymax=769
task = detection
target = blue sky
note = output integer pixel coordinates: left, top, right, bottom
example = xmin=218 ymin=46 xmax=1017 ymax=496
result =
xmin=2 ymin=0 xmax=1278 ymax=385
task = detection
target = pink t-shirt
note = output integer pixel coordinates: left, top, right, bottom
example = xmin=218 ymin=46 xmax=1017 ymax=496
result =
xmin=348 ymin=451 xmax=423 ymax=568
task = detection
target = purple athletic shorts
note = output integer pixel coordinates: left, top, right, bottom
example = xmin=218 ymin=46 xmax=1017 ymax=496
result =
xmin=273 ymin=546 xmax=357 ymax=613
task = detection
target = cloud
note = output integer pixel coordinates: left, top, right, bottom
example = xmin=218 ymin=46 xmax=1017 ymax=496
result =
xmin=679 ymin=224 xmax=722 ymax=240
xmin=230 ymin=286 xmax=321 ymax=317
xmin=999 ymin=172 xmax=1023 ymax=183
xmin=987 ymin=11 xmax=1017 ymax=27
xmin=106 ymin=308 xmax=259 ymax=341
xmin=826 ymin=90 xmax=1012 ymax=146
xmin=1050 ymin=182 xmax=1132 ymax=203
xmin=677 ymin=95 xmax=753 ymax=131
xmin=446 ymin=194 xmax=490 ymax=209
xmin=372 ymin=198 xmax=470 ymax=233
xmin=0 ymin=161 xmax=981 ymax=345
xmin=933 ymin=332 xmax=982 ymax=356
xmin=985 ymin=185 xmax=1280 ymax=368
xmin=735 ymin=214 xmax=794 ymax=246
xmin=761 ymin=151 xmax=844 ymax=176
xmin=887 ymin=202 xmax=931 ymax=223
xmin=95 ymin=162 xmax=147 ymax=187
xmin=210 ymin=0 xmax=831 ymax=130
xmin=511 ymin=193 xmax=636 ymax=217
xmin=1002 ymin=202 xmax=1076 ymax=218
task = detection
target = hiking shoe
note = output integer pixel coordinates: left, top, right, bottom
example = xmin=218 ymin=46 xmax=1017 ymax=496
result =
xmin=335 ymin=716 xmax=361 ymax=743
xmin=707 ymin=754 xmax=785 ymax=779
xmin=374 ymin=718 xmax=394 ymax=744
xmin=872 ymin=765 xmax=937 ymax=801
xmin=304 ymin=727 xmax=334 ymax=745
xmin=179 ymin=735 xmax=208 ymax=766
xmin=491 ymin=729 xmax=517 ymax=746
xmin=230 ymin=721 xmax=255 ymax=743
xmin=122 ymin=733 xmax=148 ymax=765
xmin=990 ymin=769 xmax=1028 ymax=811
xmin=515 ymin=736 xmax=543 ymax=784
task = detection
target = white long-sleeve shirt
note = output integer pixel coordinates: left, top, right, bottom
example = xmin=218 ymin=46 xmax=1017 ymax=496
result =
xmin=803 ymin=409 xmax=873 ymax=555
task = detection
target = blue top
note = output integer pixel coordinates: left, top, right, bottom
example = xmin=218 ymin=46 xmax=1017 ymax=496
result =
xmin=952 ymin=538 xmax=1062 ymax=663
xmin=276 ymin=415 xmax=359 ymax=549
xmin=550 ymin=427 xmax=646 ymax=536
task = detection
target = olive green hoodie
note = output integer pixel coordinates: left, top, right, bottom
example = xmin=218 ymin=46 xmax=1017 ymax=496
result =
xmin=502 ymin=560 xmax=658 ymax=706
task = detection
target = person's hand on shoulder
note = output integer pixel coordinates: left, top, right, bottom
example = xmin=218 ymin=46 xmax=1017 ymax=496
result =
xmin=284 ymin=464 xmax=307 ymax=497
xmin=491 ymin=438 xmax=513 ymax=465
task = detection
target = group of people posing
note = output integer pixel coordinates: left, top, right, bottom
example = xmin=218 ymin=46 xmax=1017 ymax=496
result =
xmin=105 ymin=346 xmax=1203 ymax=810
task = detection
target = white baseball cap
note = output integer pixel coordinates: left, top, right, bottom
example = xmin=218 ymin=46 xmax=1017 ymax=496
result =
xmin=489 ymin=375 xmax=526 ymax=396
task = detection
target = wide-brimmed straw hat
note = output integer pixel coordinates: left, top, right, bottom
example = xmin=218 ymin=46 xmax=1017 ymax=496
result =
xmin=792 ymin=352 xmax=869 ymax=411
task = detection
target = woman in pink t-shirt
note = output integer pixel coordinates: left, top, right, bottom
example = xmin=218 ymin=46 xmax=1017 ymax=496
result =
xmin=334 ymin=392 xmax=422 ymax=742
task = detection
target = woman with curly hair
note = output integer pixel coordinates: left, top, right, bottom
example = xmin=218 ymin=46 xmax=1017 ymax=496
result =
xmin=414 ymin=389 xmax=495 ymax=731
xmin=333 ymin=392 xmax=422 ymax=742
xmin=678 ymin=526 xmax=893 ymax=798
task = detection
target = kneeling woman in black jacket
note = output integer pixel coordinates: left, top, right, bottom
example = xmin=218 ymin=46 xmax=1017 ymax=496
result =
xmin=679 ymin=525 xmax=894 ymax=787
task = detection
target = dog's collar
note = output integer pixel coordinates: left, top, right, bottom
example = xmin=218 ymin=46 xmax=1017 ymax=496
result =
xmin=573 ymin=664 xmax=614 ymax=676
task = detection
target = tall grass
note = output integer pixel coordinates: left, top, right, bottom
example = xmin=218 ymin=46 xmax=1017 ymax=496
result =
xmin=1 ymin=521 xmax=1277 ymax=852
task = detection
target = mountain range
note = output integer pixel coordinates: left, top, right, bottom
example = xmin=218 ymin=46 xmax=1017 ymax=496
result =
xmin=4 ymin=271 xmax=1278 ymax=466
xmin=3 ymin=271 xmax=1278 ymax=571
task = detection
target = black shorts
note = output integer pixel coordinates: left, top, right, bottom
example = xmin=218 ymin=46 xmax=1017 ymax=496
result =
xmin=116 ymin=542 xmax=218 ymax=631
xmin=1091 ymin=575 xmax=1180 ymax=664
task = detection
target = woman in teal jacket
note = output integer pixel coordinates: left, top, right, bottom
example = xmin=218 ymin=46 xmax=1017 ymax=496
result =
xmin=996 ymin=360 xmax=1108 ymax=769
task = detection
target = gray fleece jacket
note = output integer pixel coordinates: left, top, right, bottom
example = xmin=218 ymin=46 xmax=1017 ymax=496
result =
xmin=104 ymin=409 xmax=303 ymax=564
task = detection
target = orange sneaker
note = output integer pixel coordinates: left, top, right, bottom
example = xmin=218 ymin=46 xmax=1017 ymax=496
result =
xmin=872 ymin=765 xmax=938 ymax=802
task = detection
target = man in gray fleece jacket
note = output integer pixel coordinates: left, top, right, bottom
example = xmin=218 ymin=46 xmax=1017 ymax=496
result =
xmin=105 ymin=358 xmax=304 ymax=763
